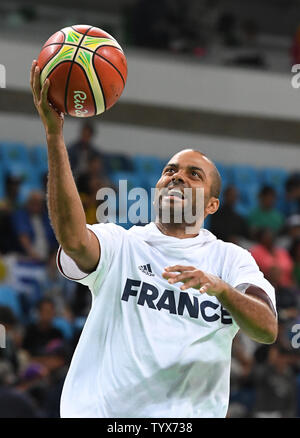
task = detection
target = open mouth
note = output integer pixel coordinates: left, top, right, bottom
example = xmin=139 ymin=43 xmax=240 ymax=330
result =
xmin=165 ymin=188 xmax=184 ymax=199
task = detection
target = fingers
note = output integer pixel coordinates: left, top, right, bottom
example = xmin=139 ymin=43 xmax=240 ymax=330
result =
xmin=199 ymin=283 xmax=210 ymax=294
xmin=40 ymin=78 xmax=50 ymax=108
xmin=180 ymin=278 xmax=202 ymax=291
xmin=32 ymin=64 xmax=42 ymax=101
xmin=164 ymin=265 xmax=197 ymax=273
xmin=162 ymin=265 xmax=212 ymax=292
xmin=164 ymin=271 xmax=196 ymax=284
xmin=162 ymin=271 xmax=177 ymax=280
xmin=30 ymin=59 xmax=37 ymax=91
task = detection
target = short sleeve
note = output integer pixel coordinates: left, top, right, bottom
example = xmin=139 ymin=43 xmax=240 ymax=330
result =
xmin=224 ymin=244 xmax=276 ymax=315
xmin=56 ymin=222 xmax=126 ymax=292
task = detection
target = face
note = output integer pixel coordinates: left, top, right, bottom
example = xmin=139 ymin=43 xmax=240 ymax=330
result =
xmin=7 ymin=179 xmax=21 ymax=198
xmin=224 ymin=186 xmax=238 ymax=205
xmin=290 ymin=225 xmax=300 ymax=239
xmin=88 ymin=156 xmax=103 ymax=174
xmin=81 ymin=126 xmax=93 ymax=143
xmin=39 ymin=302 xmax=55 ymax=324
xmin=27 ymin=192 xmax=44 ymax=215
xmin=260 ymin=228 xmax=274 ymax=247
xmin=88 ymin=175 xmax=105 ymax=195
xmin=260 ymin=192 xmax=276 ymax=209
xmin=155 ymin=150 xmax=219 ymax=226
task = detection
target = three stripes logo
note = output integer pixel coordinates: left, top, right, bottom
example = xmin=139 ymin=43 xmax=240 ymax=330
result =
xmin=138 ymin=264 xmax=155 ymax=277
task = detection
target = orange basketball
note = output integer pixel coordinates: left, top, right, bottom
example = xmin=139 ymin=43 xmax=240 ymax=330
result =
xmin=37 ymin=25 xmax=127 ymax=117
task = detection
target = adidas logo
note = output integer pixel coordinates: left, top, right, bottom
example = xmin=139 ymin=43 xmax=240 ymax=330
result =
xmin=138 ymin=263 xmax=155 ymax=276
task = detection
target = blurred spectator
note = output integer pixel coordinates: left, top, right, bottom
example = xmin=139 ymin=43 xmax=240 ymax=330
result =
xmin=40 ymin=340 xmax=71 ymax=417
xmin=0 ymin=175 xmax=22 ymax=212
xmin=69 ymin=283 xmax=92 ymax=320
xmin=68 ymin=122 xmax=105 ymax=178
xmin=79 ymin=175 xmax=108 ymax=225
xmin=15 ymin=362 xmax=48 ymax=414
xmin=195 ymin=0 xmax=221 ymax=47
xmin=0 ymin=306 xmax=20 ymax=374
xmin=251 ymin=343 xmax=297 ymax=418
xmin=290 ymin=238 xmax=300 ymax=288
xmin=217 ymin=12 xmax=240 ymax=47
xmin=0 ymin=176 xmax=22 ymax=253
xmin=0 ymin=361 xmax=40 ymax=418
xmin=132 ymin=0 xmax=177 ymax=50
xmin=230 ymin=19 xmax=266 ymax=69
xmin=76 ymin=153 xmax=114 ymax=225
xmin=228 ymin=332 xmax=255 ymax=417
xmin=44 ymin=250 xmax=76 ymax=315
xmin=76 ymin=154 xmax=110 ymax=194
xmin=22 ymin=298 xmax=63 ymax=357
xmin=250 ymin=228 xmax=294 ymax=288
xmin=12 ymin=191 xmax=57 ymax=262
xmin=275 ymin=286 xmax=299 ymax=326
xmin=209 ymin=185 xmax=249 ymax=244
xmin=14 ymin=340 xmax=71 ymax=418
xmin=277 ymin=214 xmax=300 ymax=249
xmin=284 ymin=173 xmax=300 ymax=216
xmin=248 ymin=186 xmax=284 ymax=235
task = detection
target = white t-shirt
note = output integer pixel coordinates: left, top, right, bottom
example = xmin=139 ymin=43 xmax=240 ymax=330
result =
xmin=57 ymin=222 xmax=276 ymax=418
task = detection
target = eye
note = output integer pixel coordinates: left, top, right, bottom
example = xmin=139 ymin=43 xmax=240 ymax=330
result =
xmin=191 ymin=170 xmax=201 ymax=178
xmin=164 ymin=167 xmax=175 ymax=174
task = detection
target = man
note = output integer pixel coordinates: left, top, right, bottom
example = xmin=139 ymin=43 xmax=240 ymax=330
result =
xmin=22 ymin=298 xmax=64 ymax=357
xmin=67 ymin=121 xmax=104 ymax=178
xmin=12 ymin=190 xmax=57 ymax=261
xmin=209 ymin=185 xmax=249 ymax=244
xmin=248 ymin=185 xmax=284 ymax=235
xmin=30 ymin=60 xmax=277 ymax=418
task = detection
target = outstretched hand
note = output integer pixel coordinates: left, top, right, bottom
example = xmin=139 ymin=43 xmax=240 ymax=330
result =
xmin=30 ymin=59 xmax=64 ymax=136
xmin=162 ymin=265 xmax=229 ymax=297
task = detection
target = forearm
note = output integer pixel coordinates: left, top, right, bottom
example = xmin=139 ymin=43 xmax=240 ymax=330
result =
xmin=46 ymin=133 xmax=88 ymax=252
xmin=218 ymin=285 xmax=277 ymax=344
xmin=30 ymin=61 xmax=100 ymax=272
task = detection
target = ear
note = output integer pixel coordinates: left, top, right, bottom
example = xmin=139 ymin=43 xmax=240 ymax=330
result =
xmin=205 ymin=197 xmax=220 ymax=216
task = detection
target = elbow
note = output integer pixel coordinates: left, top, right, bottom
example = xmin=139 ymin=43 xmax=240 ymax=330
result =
xmin=60 ymin=237 xmax=89 ymax=257
xmin=257 ymin=320 xmax=278 ymax=345
xmin=261 ymin=331 xmax=277 ymax=345
xmin=58 ymin=229 xmax=90 ymax=256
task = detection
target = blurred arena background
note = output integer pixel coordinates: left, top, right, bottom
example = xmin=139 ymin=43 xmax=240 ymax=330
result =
xmin=0 ymin=0 xmax=300 ymax=418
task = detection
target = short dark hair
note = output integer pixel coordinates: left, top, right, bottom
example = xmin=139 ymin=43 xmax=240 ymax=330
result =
xmin=37 ymin=297 xmax=55 ymax=311
xmin=259 ymin=185 xmax=276 ymax=198
xmin=81 ymin=121 xmax=95 ymax=136
xmin=209 ymin=165 xmax=222 ymax=199
xmin=286 ymin=173 xmax=300 ymax=193
xmin=0 ymin=306 xmax=17 ymax=325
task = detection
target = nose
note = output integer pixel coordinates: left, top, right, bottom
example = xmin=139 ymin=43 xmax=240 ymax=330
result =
xmin=171 ymin=170 xmax=185 ymax=184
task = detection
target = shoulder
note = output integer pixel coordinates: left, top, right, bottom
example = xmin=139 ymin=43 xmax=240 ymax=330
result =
xmin=88 ymin=222 xmax=128 ymax=235
xmin=210 ymin=237 xmax=243 ymax=252
xmin=211 ymin=238 xmax=253 ymax=262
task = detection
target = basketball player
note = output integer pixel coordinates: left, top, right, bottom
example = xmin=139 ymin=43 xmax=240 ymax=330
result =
xmin=30 ymin=60 xmax=277 ymax=418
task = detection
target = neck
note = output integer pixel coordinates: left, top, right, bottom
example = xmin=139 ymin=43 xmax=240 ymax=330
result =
xmin=155 ymin=220 xmax=201 ymax=239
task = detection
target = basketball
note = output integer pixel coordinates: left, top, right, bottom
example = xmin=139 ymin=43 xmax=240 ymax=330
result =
xmin=37 ymin=25 xmax=127 ymax=117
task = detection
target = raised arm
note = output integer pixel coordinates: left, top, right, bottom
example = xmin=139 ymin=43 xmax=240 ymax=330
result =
xmin=30 ymin=60 xmax=100 ymax=273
